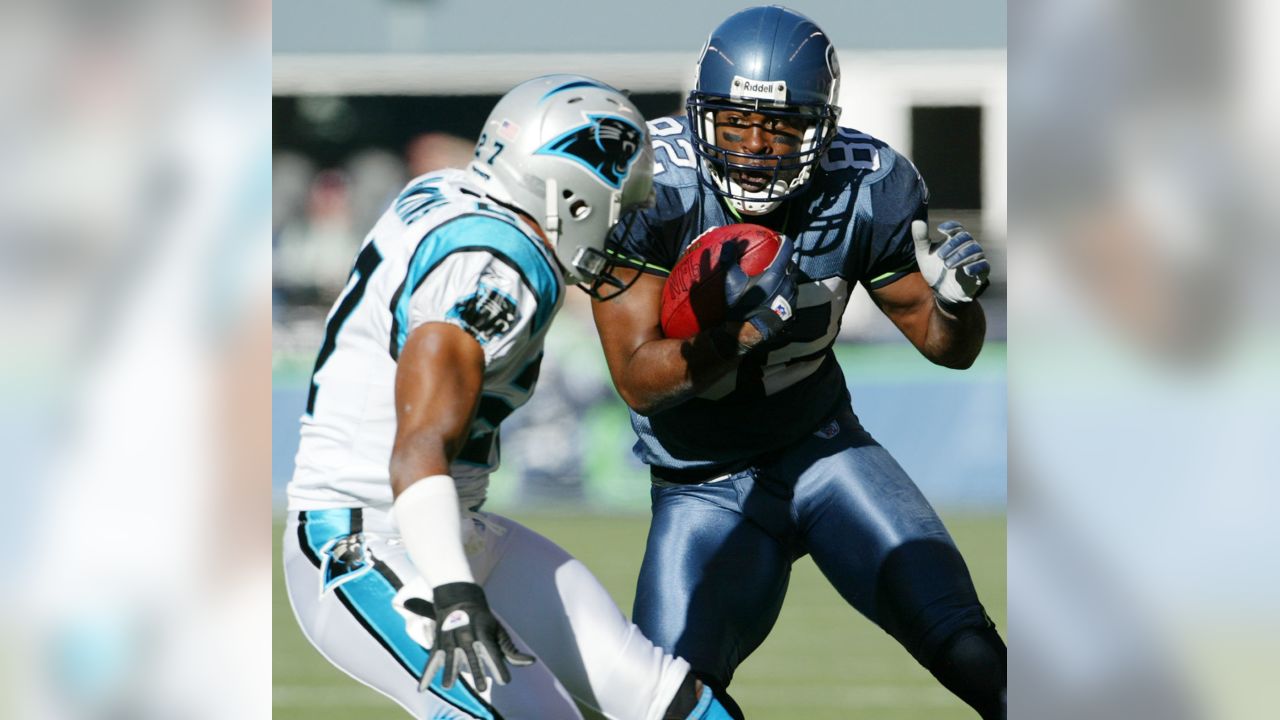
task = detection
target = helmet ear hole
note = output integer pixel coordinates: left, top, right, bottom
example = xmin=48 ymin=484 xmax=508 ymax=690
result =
xmin=568 ymin=198 xmax=591 ymax=219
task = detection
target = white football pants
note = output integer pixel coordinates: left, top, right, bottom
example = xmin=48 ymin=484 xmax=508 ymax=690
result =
xmin=283 ymin=507 xmax=689 ymax=720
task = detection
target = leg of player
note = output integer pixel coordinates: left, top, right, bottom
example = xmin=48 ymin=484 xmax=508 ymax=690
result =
xmin=661 ymin=673 xmax=739 ymax=720
xmin=781 ymin=411 xmax=1007 ymax=719
xmin=477 ymin=513 xmax=741 ymax=720
xmin=283 ymin=510 xmax=582 ymax=719
xmin=632 ymin=475 xmax=796 ymax=718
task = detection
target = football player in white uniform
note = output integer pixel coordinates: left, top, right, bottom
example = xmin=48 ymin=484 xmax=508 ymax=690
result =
xmin=283 ymin=75 xmax=738 ymax=720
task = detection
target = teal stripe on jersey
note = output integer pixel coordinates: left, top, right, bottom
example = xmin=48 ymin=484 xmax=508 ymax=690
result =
xmin=393 ymin=214 xmax=560 ymax=355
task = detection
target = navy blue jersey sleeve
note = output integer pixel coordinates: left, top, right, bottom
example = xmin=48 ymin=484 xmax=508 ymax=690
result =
xmin=607 ymin=183 xmax=690 ymax=276
xmin=860 ymin=153 xmax=929 ymax=290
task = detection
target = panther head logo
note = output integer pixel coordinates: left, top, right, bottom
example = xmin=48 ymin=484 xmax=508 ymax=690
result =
xmin=319 ymin=533 xmax=372 ymax=595
xmin=536 ymin=114 xmax=643 ymax=189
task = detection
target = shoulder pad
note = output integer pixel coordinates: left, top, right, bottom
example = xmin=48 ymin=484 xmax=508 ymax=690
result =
xmin=816 ymin=127 xmax=904 ymax=186
xmin=647 ymin=116 xmax=701 ymax=189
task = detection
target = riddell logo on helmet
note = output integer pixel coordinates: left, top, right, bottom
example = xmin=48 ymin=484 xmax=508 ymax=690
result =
xmin=731 ymin=75 xmax=788 ymax=102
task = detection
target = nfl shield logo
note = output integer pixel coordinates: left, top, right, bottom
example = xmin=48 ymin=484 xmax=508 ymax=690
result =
xmin=770 ymin=296 xmax=793 ymax=321
xmin=814 ymin=420 xmax=839 ymax=439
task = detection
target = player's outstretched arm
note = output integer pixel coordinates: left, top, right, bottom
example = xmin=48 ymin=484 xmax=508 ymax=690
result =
xmin=870 ymin=221 xmax=989 ymax=369
xmin=388 ymin=322 xmax=534 ymax=693
xmin=592 ymin=268 xmax=759 ymax=416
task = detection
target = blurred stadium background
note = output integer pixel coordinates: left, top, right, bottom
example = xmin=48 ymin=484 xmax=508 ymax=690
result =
xmin=273 ymin=1 xmax=1006 ymax=718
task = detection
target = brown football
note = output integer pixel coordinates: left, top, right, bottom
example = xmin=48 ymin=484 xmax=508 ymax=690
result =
xmin=659 ymin=224 xmax=783 ymax=339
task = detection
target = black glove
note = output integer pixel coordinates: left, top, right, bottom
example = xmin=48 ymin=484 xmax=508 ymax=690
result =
xmin=722 ymin=233 xmax=800 ymax=348
xmin=421 ymin=581 xmax=535 ymax=692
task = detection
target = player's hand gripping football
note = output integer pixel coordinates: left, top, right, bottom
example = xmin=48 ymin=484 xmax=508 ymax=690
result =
xmin=911 ymin=220 xmax=991 ymax=305
xmin=722 ymin=232 xmax=800 ymax=348
xmin=420 ymin=581 xmax=534 ymax=692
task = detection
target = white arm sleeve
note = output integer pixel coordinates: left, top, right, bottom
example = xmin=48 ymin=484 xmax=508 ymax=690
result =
xmin=392 ymin=475 xmax=474 ymax=587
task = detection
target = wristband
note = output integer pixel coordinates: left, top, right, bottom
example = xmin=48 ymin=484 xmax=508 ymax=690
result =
xmin=706 ymin=323 xmax=750 ymax=359
xmin=393 ymin=475 xmax=475 ymax=587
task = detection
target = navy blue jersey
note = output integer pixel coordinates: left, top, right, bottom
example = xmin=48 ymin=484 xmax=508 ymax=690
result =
xmin=611 ymin=115 xmax=927 ymax=475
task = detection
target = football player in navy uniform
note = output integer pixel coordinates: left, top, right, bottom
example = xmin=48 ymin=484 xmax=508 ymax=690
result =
xmin=591 ymin=7 xmax=1006 ymax=719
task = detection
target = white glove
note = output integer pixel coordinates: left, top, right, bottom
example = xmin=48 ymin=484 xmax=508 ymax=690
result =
xmin=911 ymin=220 xmax=991 ymax=305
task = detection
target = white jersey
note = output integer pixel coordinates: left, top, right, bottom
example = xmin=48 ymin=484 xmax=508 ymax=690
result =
xmin=287 ymin=169 xmax=563 ymax=512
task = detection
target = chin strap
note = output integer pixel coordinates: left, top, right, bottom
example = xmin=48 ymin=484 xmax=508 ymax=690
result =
xmin=720 ymin=195 xmax=794 ymax=235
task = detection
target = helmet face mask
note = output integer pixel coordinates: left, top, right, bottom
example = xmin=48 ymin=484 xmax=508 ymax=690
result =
xmin=574 ymin=243 xmax=640 ymax=301
xmin=688 ymin=97 xmax=839 ymax=215
xmin=686 ymin=6 xmax=842 ymax=216
xmin=574 ymin=198 xmax=655 ymax=300
xmin=466 ymin=75 xmax=654 ymax=292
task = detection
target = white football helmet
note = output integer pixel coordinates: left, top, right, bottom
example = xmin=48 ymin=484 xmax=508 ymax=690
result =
xmin=467 ymin=75 xmax=654 ymax=296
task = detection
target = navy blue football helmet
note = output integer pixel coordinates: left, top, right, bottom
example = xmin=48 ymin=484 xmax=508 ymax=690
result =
xmin=687 ymin=5 xmax=842 ymax=215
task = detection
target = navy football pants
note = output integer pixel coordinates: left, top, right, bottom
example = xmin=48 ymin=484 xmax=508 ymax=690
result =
xmin=633 ymin=405 xmax=994 ymax=688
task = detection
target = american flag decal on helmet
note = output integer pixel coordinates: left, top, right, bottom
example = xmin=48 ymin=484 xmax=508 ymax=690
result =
xmin=497 ymin=118 xmax=520 ymax=140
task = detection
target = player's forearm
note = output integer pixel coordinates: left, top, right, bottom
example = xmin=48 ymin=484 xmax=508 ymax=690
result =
xmin=617 ymin=322 xmax=747 ymax=416
xmin=392 ymin=474 xmax=474 ymax=587
xmin=923 ymin=299 xmax=986 ymax=369
xmin=390 ymin=323 xmax=484 ymax=496
xmin=389 ymin=401 xmax=476 ymax=589
xmin=389 ymin=430 xmax=459 ymax=497
xmin=388 ymin=409 xmax=474 ymax=503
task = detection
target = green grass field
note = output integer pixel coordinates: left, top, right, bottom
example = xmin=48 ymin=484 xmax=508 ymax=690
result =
xmin=273 ymin=512 xmax=1005 ymax=719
